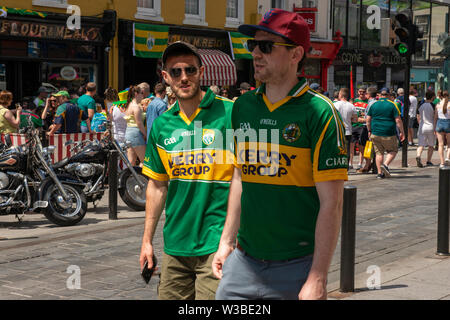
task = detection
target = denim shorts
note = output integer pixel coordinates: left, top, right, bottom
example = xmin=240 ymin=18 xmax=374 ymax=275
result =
xmin=125 ymin=127 xmax=146 ymax=147
xmin=215 ymin=247 xmax=313 ymax=300
xmin=436 ymin=119 xmax=450 ymax=133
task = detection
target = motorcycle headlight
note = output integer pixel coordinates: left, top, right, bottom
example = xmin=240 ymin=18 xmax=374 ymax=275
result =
xmin=42 ymin=146 xmax=56 ymax=157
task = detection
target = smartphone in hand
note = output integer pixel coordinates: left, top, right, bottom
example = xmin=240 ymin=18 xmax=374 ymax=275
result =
xmin=141 ymin=255 xmax=158 ymax=284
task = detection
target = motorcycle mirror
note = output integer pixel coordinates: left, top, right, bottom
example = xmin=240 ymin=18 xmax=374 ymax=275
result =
xmin=4 ymin=134 xmax=12 ymax=147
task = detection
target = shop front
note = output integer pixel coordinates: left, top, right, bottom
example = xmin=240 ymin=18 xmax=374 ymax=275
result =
xmin=0 ymin=12 xmax=111 ymax=104
xmin=301 ymin=36 xmax=342 ymax=91
xmin=332 ymin=48 xmax=408 ymax=95
xmin=118 ymin=20 xmax=239 ymax=92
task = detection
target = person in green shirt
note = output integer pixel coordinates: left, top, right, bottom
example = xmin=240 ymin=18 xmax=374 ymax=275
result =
xmin=212 ymin=9 xmax=348 ymax=300
xmin=20 ymin=98 xmax=43 ymax=130
xmin=366 ymin=88 xmax=405 ymax=179
xmin=77 ymin=82 xmax=97 ymax=133
xmin=139 ymin=41 xmax=234 ymax=300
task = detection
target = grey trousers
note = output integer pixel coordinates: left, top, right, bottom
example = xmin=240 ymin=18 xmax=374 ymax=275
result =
xmin=216 ymin=248 xmax=313 ymax=300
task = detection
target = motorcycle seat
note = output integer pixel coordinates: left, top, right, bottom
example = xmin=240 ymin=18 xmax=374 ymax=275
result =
xmin=53 ymin=158 xmax=69 ymax=169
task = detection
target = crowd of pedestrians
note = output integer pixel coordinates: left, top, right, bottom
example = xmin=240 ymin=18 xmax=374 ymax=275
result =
xmin=331 ymin=84 xmax=450 ymax=176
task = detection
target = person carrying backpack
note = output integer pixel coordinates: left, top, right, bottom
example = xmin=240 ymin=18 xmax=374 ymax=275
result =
xmin=47 ymin=91 xmax=90 ymax=135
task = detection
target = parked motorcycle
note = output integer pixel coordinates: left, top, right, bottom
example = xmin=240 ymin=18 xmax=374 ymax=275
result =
xmin=0 ymin=119 xmax=87 ymax=226
xmin=52 ymin=121 xmax=148 ymax=211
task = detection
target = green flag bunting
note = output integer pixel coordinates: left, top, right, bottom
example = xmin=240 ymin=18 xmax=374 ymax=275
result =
xmin=133 ymin=23 xmax=169 ymax=59
xmin=229 ymin=31 xmax=253 ymax=60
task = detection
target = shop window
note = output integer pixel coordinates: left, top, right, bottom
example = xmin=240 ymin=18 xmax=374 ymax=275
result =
xmin=431 ymin=3 xmax=450 ymax=62
xmin=415 ymin=39 xmax=428 ymax=61
xmin=135 ymin=0 xmax=163 ymax=22
xmin=333 ymin=0 xmax=347 ymax=39
xmin=415 ymin=15 xmax=430 ymax=35
xmin=226 ymin=0 xmax=244 ymax=29
xmin=412 ymin=1 xmax=430 ymax=62
xmin=183 ymin=0 xmax=207 ymax=26
xmin=361 ymin=0 xmax=389 ymax=48
xmin=271 ymin=0 xmax=286 ymax=10
xmin=32 ymin=0 xmax=68 ymax=9
xmin=42 ymin=62 xmax=97 ymax=91
xmin=302 ymin=0 xmax=316 ymax=8
xmin=0 ymin=40 xmax=27 ymax=57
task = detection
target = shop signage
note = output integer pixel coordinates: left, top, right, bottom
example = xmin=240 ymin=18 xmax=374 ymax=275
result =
xmin=297 ymin=12 xmax=316 ymax=32
xmin=336 ymin=50 xmax=407 ymax=66
xmin=0 ymin=20 xmax=102 ymax=42
xmin=60 ymin=66 xmax=77 ymax=81
xmin=169 ymin=34 xmax=228 ymax=50
xmin=307 ymin=42 xmax=341 ymax=60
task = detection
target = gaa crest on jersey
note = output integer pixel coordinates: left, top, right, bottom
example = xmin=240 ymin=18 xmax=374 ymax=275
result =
xmin=282 ymin=123 xmax=301 ymax=143
xmin=202 ymin=129 xmax=215 ymax=146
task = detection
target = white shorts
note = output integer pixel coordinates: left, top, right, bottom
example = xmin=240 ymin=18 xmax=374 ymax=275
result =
xmin=418 ymin=132 xmax=436 ymax=147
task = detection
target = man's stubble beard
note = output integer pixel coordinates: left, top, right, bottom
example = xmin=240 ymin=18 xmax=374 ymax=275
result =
xmin=173 ymin=81 xmax=201 ymax=102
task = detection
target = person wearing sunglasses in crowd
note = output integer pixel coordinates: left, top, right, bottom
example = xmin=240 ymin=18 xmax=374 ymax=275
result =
xmin=139 ymin=41 xmax=235 ymax=300
xmin=41 ymin=94 xmax=58 ymax=131
xmin=212 ymin=9 xmax=348 ymax=300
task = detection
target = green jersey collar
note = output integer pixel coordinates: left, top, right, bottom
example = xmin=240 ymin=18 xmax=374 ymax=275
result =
xmin=255 ymin=77 xmax=309 ymax=98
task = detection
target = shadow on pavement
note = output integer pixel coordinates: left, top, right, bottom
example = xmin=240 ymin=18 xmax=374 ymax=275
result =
xmin=0 ymin=236 xmax=39 ymax=241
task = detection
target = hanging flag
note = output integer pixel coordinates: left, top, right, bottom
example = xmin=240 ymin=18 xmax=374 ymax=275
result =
xmin=228 ymin=32 xmax=253 ymax=60
xmin=1 ymin=7 xmax=47 ymax=18
xmin=133 ymin=23 xmax=169 ymax=59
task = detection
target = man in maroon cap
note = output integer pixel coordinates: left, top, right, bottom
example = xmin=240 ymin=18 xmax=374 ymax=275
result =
xmin=212 ymin=9 xmax=348 ymax=300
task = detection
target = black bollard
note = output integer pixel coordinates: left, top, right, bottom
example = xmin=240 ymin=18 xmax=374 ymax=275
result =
xmin=108 ymin=150 xmax=118 ymax=220
xmin=437 ymin=167 xmax=450 ymax=256
xmin=340 ymin=186 xmax=357 ymax=293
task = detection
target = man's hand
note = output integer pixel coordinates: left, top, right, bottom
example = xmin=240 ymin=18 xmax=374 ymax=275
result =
xmin=139 ymin=241 xmax=157 ymax=272
xmin=212 ymin=243 xmax=234 ymax=280
xmin=399 ymin=132 xmax=405 ymax=142
xmin=298 ymin=276 xmax=327 ymax=300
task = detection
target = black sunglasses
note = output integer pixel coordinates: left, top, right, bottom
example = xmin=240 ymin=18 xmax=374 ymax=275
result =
xmin=246 ymin=39 xmax=297 ymax=54
xmin=169 ymin=66 xmax=198 ymax=78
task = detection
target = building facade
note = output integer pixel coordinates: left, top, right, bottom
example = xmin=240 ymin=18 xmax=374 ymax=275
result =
xmin=260 ymin=0 xmax=343 ymax=90
xmin=330 ymin=0 xmax=450 ymax=97
xmin=0 ymin=0 xmax=259 ymax=102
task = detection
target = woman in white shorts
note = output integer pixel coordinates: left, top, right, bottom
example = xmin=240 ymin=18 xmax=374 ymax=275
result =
xmin=416 ymin=91 xmax=436 ymax=167
xmin=435 ymin=91 xmax=450 ymax=168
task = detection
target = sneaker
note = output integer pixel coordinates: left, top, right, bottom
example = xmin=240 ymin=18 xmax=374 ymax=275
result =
xmin=416 ymin=157 xmax=423 ymax=168
xmin=349 ymin=165 xmax=354 ymax=170
xmin=356 ymin=168 xmax=369 ymax=174
xmin=440 ymin=164 xmax=446 ymax=169
xmin=445 ymin=158 xmax=450 ymax=166
xmin=408 ymin=142 xmax=413 ymax=146
xmin=377 ymin=173 xmax=385 ymax=179
xmin=381 ymin=164 xmax=391 ymax=177
xmin=426 ymin=161 xmax=434 ymax=166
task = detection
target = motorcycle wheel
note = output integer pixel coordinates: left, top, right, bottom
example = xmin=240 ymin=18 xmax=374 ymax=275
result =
xmin=118 ymin=168 xmax=148 ymax=211
xmin=43 ymin=183 xmax=87 ymax=226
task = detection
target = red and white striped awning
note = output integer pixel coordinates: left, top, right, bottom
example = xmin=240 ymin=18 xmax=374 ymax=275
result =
xmin=198 ymin=49 xmax=237 ymax=87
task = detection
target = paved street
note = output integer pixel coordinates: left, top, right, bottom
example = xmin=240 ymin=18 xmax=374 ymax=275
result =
xmin=0 ymin=147 xmax=449 ymax=300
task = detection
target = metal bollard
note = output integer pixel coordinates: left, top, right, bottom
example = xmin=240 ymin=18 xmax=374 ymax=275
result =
xmin=437 ymin=167 xmax=450 ymax=256
xmin=108 ymin=150 xmax=118 ymax=220
xmin=340 ymin=185 xmax=357 ymax=292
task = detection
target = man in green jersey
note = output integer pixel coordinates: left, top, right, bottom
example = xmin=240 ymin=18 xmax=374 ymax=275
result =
xmin=139 ymin=41 xmax=234 ymax=300
xmin=212 ymin=9 xmax=348 ymax=300
xmin=366 ymin=88 xmax=405 ymax=179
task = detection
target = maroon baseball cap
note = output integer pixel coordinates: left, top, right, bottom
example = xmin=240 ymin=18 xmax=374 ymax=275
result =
xmin=238 ymin=9 xmax=310 ymax=53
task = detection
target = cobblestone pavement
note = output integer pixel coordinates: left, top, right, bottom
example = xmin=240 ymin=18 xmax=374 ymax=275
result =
xmin=0 ymin=148 xmax=446 ymax=299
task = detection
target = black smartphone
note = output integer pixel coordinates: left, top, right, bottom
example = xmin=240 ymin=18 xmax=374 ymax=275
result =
xmin=141 ymin=255 xmax=157 ymax=284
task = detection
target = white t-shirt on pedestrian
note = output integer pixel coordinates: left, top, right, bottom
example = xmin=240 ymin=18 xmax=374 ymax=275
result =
xmin=418 ymin=102 xmax=435 ymax=134
xmin=334 ymin=100 xmax=356 ymax=136
xmin=436 ymin=100 xmax=450 ymax=119
xmin=409 ymin=95 xmax=418 ymax=118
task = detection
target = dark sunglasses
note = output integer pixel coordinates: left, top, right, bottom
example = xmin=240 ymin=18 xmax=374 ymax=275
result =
xmin=246 ymin=39 xmax=297 ymax=54
xmin=169 ymin=66 xmax=198 ymax=78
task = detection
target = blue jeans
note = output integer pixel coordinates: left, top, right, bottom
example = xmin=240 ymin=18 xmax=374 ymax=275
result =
xmin=215 ymin=247 xmax=313 ymax=300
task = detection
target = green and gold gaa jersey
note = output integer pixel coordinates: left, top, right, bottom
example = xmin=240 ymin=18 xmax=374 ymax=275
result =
xmin=143 ymin=89 xmax=234 ymax=256
xmin=233 ymin=78 xmax=348 ymax=261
